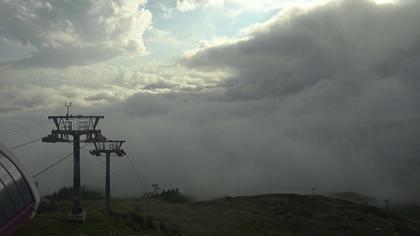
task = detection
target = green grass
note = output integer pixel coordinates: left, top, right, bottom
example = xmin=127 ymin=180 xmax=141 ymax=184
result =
xmin=16 ymin=200 xmax=141 ymax=236
xmin=15 ymin=194 xmax=420 ymax=236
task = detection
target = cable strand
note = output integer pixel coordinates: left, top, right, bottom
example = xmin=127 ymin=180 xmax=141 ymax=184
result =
xmin=10 ymin=137 xmax=42 ymax=150
xmin=32 ymin=144 xmax=89 ymax=179
xmin=126 ymin=154 xmax=148 ymax=190
xmin=0 ymin=123 xmax=49 ymax=136
xmin=79 ymin=146 xmax=142 ymax=196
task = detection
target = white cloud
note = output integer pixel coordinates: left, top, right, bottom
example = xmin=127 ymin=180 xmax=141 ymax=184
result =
xmin=0 ymin=0 xmax=152 ymax=67
xmin=176 ymin=0 xmax=404 ymax=13
xmin=177 ymin=0 xmax=224 ymax=11
xmin=145 ymin=28 xmax=181 ymax=46
xmin=176 ymin=0 xmax=330 ymax=12
xmin=370 ymin=0 xmax=398 ymax=4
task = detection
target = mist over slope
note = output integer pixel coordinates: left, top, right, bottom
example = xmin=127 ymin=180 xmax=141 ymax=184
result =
xmin=114 ymin=0 xmax=420 ymax=201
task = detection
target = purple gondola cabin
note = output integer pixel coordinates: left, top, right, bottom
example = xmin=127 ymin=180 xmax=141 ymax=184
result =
xmin=0 ymin=142 xmax=40 ymax=236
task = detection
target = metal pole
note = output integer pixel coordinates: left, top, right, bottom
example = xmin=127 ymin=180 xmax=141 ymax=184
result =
xmin=147 ymin=195 xmax=149 ymax=218
xmin=72 ymin=134 xmax=82 ymax=214
xmin=385 ymin=199 xmax=390 ymax=212
xmin=105 ymin=152 xmax=111 ymax=210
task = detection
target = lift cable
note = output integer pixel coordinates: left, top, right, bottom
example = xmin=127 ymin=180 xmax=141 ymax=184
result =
xmin=94 ymin=154 xmax=142 ymax=196
xmin=79 ymin=146 xmax=142 ymax=196
xmin=0 ymin=122 xmax=49 ymax=136
xmin=125 ymin=154 xmax=149 ymax=191
xmin=32 ymin=144 xmax=89 ymax=179
xmin=0 ymin=121 xmax=45 ymax=133
xmin=10 ymin=137 xmax=43 ymax=150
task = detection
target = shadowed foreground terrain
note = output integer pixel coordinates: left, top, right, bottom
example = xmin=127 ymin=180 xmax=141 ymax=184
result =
xmin=16 ymin=193 xmax=420 ymax=235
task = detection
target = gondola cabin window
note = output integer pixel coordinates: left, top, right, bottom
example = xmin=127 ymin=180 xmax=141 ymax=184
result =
xmin=0 ymin=152 xmax=34 ymax=225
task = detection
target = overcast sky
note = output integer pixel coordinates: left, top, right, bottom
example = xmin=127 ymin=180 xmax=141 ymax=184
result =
xmin=1 ymin=0 xmax=420 ymax=202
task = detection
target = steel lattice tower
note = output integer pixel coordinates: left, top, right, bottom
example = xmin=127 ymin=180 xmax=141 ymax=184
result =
xmin=89 ymin=140 xmax=126 ymax=211
xmin=42 ymin=105 xmax=105 ymax=221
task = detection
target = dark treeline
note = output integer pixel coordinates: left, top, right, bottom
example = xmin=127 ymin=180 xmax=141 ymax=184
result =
xmin=156 ymin=188 xmax=191 ymax=203
xmin=45 ymin=185 xmax=103 ymax=201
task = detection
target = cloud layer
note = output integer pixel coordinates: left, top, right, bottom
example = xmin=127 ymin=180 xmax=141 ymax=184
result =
xmin=0 ymin=63 xmax=224 ymax=113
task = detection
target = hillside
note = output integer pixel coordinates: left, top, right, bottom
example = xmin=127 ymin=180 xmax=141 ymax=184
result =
xmin=327 ymin=192 xmax=420 ymax=223
xmin=16 ymin=193 xmax=420 ymax=235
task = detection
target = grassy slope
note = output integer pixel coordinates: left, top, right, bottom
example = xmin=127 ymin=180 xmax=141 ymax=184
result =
xmin=16 ymin=193 xmax=420 ymax=236
xmin=327 ymin=192 xmax=420 ymax=224
xmin=15 ymin=200 xmax=142 ymax=236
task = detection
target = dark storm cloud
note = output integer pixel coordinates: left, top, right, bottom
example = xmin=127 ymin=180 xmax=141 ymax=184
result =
xmin=185 ymin=0 xmax=420 ymax=99
xmin=115 ymin=0 xmax=420 ymax=201
xmin=85 ymin=92 xmax=120 ymax=103
xmin=142 ymin=81 xmax=178 ymax=90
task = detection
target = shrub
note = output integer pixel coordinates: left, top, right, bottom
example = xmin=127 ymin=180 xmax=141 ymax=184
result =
xmin=44 ymin=185 xmax=103 ymax=201
xmin=146 ymin=217 xmax=156 ymax=230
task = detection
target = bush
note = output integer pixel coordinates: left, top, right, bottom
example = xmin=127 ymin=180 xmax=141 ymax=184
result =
xmin=130 ymin=212 xmax=145 ymax=228
xmin=146 ymin=217 xmax=156 ymax=230
xmin=45 ymin=185 xmax=103 ymax=201
xmin=158 ymin=188 xmax=191 ymax=203
xmin=159 ymin=221 xmax=166 ymax=231
xmin=37 ymin=199 xmax=57 ymax=213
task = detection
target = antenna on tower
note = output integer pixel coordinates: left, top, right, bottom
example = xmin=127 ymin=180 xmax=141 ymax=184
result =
xmin=65 ymin=102 xmax=72 ymax=117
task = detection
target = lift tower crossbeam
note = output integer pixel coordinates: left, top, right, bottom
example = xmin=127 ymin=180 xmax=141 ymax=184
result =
xmin=89 ymin=140 xmax=126 ymax=211
xmin=42 ymin=108 xmax=105 ymax=221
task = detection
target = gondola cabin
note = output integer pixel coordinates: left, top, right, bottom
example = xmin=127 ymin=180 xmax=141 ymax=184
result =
xmin=0 ymin=142 xmax=40 ymax=235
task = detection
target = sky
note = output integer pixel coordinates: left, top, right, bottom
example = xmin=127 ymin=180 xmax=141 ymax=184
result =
xmin=1 ymin=0 xmax=420 ymax=202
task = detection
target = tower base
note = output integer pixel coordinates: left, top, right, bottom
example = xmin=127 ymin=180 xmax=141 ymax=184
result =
xmin=68 ymin=210 xmax=86 ymax=222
